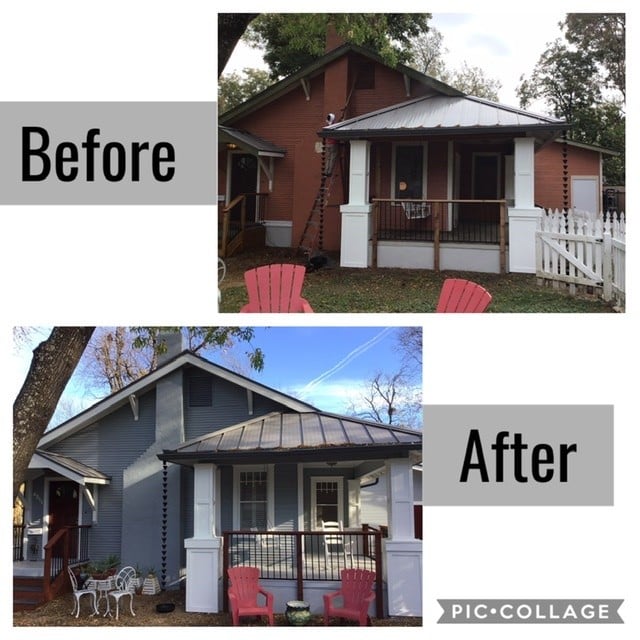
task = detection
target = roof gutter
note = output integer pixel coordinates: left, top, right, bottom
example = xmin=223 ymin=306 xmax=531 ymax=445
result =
xmin=158 ymin=443 xmax=421 ymax=467
xmin=318 ymin=123 xmax=570 ymax=140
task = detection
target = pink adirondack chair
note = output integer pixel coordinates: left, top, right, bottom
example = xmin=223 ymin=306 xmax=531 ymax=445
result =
xmin=227 ymin=566 xmax=275 ymax=626
xmin=240 ymin=263 xmax=314 ymax=313
xmin=436 ymin=278 xmax=492 ymax=312
xmin=323 ymin=568 xmax=376 ymax=626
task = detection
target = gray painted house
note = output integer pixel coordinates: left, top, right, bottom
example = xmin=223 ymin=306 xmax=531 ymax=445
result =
xmin=20 ymin=346 xmax=422 ymax=616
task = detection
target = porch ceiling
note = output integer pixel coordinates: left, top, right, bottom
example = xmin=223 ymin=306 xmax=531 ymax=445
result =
xmin=159 ymin=411 xmax=422 ymax=466
xmin=320 ymin=94 xmax=568 ymax=140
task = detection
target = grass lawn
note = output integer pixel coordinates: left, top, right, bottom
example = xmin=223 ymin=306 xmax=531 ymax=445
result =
xmin=219 ymin=249 xmax=617 ymax=314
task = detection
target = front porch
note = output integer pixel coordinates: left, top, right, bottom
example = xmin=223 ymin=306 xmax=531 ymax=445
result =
xmin=372 ymin=198 xmax=508 ymax=273
xmin=222 ymin=528 xmax=385 ymax=616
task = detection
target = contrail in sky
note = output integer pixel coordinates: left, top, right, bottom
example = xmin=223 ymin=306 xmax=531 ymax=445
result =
xmin=299 ymin=327 xmax=396 ymax=397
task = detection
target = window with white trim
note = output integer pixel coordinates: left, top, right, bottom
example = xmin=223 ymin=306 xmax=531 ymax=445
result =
xmin=234 ymin=466 xmax=274 ymax=530
xmin=311 ymin=477 xmax=344 ymax=529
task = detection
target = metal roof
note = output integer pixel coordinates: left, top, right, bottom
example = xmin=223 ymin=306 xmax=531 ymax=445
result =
xmin=159 ymin=411 xmax=421 ymax=464
xmin=219 ymin=125 xmax=286 ymax=157
xmin=30 ymin=449 xmax=111 ymax=485
xmin=321 ymin=94 xmax=567 ymax=139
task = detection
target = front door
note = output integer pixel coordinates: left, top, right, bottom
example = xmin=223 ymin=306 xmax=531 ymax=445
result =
xmin=48 ymin=480 xmax=79 ymax=541
xmin=229 ymin=153 xmax=258 ymax=222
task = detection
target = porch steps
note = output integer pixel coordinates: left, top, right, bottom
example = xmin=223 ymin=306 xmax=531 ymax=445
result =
xmin=298 ymin=146 xmax=337 ymax=258
xmin=13 ymin=576 xmax=48 ymax=612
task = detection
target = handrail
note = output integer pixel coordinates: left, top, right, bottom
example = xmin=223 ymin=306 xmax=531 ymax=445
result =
xmin=219 ymin=192 xmax=270 ymax=258
xmin=42 ymin=525 xmax=91 ymax=601
xmin=43 ymin=527 xmax=70 ymax=601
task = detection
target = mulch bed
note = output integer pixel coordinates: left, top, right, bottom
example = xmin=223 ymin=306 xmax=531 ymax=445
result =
xmin=13 ymin=589 xmax=422 ymax=627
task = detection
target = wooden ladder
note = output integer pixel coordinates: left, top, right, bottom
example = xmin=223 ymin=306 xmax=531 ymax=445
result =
xmin=298 ymin=145 xmax=337 ymax=257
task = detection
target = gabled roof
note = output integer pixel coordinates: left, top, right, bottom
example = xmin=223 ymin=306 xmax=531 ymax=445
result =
xmin=159 ymin=410 xmax=422 ymax=465
xmin=39 ymin=351 xmax=317 ymax=448
xmin=30 ymin=450 xmax=111 ymax=485
xmin=219 ymin=42 xmax=463 ymax=124
xmin=320 ymin=94 xmax=568 ymax=139
xmin=219 ymin=125 xmax=286 ymax=157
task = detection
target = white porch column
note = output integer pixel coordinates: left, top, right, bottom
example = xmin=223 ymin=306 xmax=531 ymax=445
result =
xmin=383 ymin=458 xmax=422 ymax=616
xmin=508 ymin=137 xmax=542 ymax=273
xmin=340 ymin=139 xmax=372 ymax=268
xmin=185 ymin=463 xmax=222 ymax=613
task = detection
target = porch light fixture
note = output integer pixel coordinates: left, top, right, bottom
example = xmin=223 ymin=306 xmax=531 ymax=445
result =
xmin=226 ymin=142 xmax=238 ymax=150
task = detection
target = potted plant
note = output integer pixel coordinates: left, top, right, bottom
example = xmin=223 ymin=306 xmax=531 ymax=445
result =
xmin=84 ymin=554 xmax=120 ymax=580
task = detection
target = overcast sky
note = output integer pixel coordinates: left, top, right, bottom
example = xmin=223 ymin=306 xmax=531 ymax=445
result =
xmin=222 ymin=12 xmax=568 ymax=109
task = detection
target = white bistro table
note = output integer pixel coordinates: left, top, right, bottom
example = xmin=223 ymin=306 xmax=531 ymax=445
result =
xmin=85 ymin=576 xmax=116 ymax=616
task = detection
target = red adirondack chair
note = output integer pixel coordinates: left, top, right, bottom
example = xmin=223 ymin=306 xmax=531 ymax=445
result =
xmin=323 ymin=568 xmax=376 ymax=626
xmin=436 ymin=278 xmax=492 ymax=312
xmin=227 ymin=566 xmax=275 ymax=626
xmin=240 ymin=263 xmax=314 ymax=313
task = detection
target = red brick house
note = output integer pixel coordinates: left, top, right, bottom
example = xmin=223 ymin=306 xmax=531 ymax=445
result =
xmin=218 ymin=39 xmax=610 ymax=274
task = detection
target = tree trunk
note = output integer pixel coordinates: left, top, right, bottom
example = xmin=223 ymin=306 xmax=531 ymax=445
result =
xmin=13 ymin=327 xmax=95 ymax=499
xmin=218 ymin=13 xmax=259 ymax=76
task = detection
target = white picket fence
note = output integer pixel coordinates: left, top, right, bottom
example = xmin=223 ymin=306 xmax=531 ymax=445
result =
xmin=536 ymin=209 xmax=626 ymax=309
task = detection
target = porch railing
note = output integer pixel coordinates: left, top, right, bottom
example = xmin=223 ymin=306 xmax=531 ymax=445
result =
xmin=219 ymin=192 xmax=269 ymax=258
xmin=372 ymin=198 xmax=507 ymax=273
xmin=42 ymin=525 xmax=91 ymax=601
xmin=223 ymin=528 xmax=384 ymax=618
xmin=14 ymin=525 xmax=25 ymax=561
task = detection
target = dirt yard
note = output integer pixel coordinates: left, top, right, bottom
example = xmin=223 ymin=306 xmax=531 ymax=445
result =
xmin=13 ymin=589 xmax=422 ymax=627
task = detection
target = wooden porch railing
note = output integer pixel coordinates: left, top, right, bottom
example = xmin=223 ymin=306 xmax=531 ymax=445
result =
xmin=219 ymin=192 xmax=269 ymax=258
xmin=42 ymin=525 xmax=91 ymax=601
xmin=372 ymin=198 xmax=507 ymax=274
xmin=223 ymin=528 xmax=384 ymax=619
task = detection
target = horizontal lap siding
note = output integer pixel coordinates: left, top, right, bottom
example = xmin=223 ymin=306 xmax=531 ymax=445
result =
xmin=48 ymin=391 xmax=156 ymax=562
xmin=183 ymin=370 xmax=292 ymax=441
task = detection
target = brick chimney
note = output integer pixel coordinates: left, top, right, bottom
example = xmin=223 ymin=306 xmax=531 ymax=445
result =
xmin=325 ymin=20 xmax=346 ymax=53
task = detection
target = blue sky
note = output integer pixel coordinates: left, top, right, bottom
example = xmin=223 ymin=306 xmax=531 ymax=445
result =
xmin=11 ymin=326 xmax=422 ymax=424
xmin=227 ymin=326 xmax=415 ymax=410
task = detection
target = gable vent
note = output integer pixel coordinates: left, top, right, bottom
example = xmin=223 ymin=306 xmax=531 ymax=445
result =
xmin=188 ymin=375 xmax=213 ymax=407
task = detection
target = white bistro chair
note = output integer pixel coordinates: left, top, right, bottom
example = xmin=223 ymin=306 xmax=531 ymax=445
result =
xmin=67 ymin=566 xmax=98 ymax=618
xmin=107 ymin=565 xmax=137 ymax=620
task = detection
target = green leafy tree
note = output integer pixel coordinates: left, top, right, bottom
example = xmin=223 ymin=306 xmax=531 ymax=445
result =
xmin=218 ymin=68 xmax=274 ymax=113
xmin=517 ymin=39 xmax=600 ymax=122
xmin=245 ymin=13 xmax=431 ymax=79
xmin=562 ymin=13 xmax=625 ymax=99
xmin=517 ymin=13 xmax=625 ymax=185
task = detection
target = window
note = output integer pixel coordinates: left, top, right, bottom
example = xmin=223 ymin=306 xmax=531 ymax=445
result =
xmin=394 ymin=144 xmax=426 ymax=199
xmin=188 ymin=375 xmax=212 ymax=407
xmin=239 ymin=471 xmax=267 ymax=529
xmin=354 ymin=61 xmax=375 ymax=90
xmin=311 ymin=477 xmax=344 ymax=528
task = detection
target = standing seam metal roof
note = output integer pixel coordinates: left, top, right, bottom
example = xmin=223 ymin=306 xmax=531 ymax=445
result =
xmin=322 ymin=94 xmax=566 ymax=135
xmin=170 ymin=411 xmax=421 ymax=455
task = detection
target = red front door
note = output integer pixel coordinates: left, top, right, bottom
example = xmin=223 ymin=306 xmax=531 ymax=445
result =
xmin=48 ymin=480 xmax=79 ymax=541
